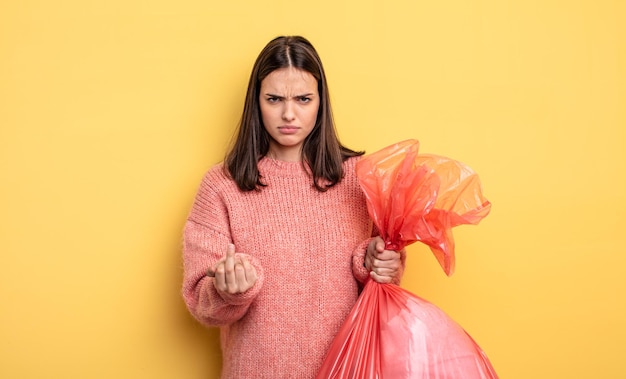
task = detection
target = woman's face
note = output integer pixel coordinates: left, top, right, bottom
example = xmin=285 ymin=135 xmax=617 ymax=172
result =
xmin=259 ymin=67 xmax=320 ymax=162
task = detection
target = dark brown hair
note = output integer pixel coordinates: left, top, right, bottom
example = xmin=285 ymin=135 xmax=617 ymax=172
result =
xmin=224 ymin=35 xmax=363 ymax=192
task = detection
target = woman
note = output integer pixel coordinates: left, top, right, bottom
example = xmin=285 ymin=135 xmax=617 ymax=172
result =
xmin=182 ymin=36 xmax=404 ymax=379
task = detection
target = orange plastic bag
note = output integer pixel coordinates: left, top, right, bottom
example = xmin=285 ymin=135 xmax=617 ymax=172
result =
xmin=316 ymin=140 xmax=497 ymax=378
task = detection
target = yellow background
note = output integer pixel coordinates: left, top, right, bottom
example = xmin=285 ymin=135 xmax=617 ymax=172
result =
xmin=1 ymin=1 xmax=624 ymax=378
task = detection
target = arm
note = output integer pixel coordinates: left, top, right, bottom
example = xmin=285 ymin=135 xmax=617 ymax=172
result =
xmin=183 ymin=221 xmax=264 ymax=327
xmin=181 ymin=169 xmax=264 ymax=327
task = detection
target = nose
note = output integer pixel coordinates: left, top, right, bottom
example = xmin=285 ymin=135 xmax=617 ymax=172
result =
xmin=282 ymin=101 xmax=296 ymax=121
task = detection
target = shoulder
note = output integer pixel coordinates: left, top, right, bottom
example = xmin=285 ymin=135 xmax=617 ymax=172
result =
xmin=326 ymin=155 xmax=363 ymax=195
xmin=343 ymin=155 xmax=362 ymax=168
xmin=342 ymin=156 xmax=362 ymax=181
xmin=197 ymin=163 xmax=240 ymax=195
xmin=188 ymin=163 xmax=240 ymax=224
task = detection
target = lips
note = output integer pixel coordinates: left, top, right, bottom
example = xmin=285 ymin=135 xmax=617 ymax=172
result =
xmin=278 ymin=126 xmax=299 ymax=135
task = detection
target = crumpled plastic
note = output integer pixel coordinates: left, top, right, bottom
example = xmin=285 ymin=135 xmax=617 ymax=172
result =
xmin=354 ymin=139 xmax=491 ymax=275
xmin=316 ymin=139 xmax=497 ymax=379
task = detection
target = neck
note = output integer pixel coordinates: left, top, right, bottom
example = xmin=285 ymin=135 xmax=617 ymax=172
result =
xmin=267 ymin=145 xmax=302 ymax=162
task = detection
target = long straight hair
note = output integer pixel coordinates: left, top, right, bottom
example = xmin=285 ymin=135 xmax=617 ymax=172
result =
xmin=225 ymin=36 xmax=363 ymax=192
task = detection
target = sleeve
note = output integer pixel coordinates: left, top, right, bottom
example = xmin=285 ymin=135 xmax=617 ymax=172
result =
xmin=351 ymin=237 xmax=373 ymax=284
xmin=181 ymin=170 xmax=264 ymax=327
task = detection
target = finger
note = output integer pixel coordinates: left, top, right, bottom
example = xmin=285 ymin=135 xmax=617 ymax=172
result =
xmin=214 ymin=262 xmax=227 ymax=291
xmin=233 ymin=262 xmax=246 ymax=290
xmin=213 ymin=244 xmax=234 ymax=271
xmin=244 ymin=259 xmax=258 ymax=284
xmin=370 ymin=270 xmax=392 ymax=284
xmin=374 ymin=263 xmax=398 ymax=279
xmin=376 ymin=249 xmax=401 ymax=261
xmin=374 ymin=237 xmax=386 ymax=253
xmin=372 ymin=255 xmax=401 ymax=268
xmin=372 ymin=236 xmax=385 ymax=253
xmin=371 ymin=251 xmax=399 ymax=267
xmin=224 ymin=244 xmax=238 ymax=293
xmin=209 ymin=254 xmax=228 ymax=277
xmin=377 ymin=243 xmax=386 ymax=253
xmin=368 ymin=237 xmax=382 ymax=253
xmin=225 ymin=243 xmax=236 ymax=259
xmin=371 ymin=265 xmax=398 ymax=276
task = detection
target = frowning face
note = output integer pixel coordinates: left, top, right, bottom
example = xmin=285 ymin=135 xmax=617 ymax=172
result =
xmin=259 ymin=67 xmax=320 ymax=162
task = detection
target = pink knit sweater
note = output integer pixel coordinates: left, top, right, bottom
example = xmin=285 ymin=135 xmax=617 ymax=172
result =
xmin=182 ymin=156 xmax=399 ymax=378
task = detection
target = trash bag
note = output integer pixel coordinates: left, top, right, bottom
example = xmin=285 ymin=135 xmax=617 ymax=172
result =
xmin=355 ymin=139 xmax=492 ymax=275
xmin=316 ymin=140 xmax=497 ymax=379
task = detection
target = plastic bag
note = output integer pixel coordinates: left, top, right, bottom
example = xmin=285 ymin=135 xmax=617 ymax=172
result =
xmin=316 ymin=280 xmax=498 ymax=379
xmin=316 ymin=140 xmax=497 ymax=378
xmin=355 ymin=139 xmax=491 ymax=275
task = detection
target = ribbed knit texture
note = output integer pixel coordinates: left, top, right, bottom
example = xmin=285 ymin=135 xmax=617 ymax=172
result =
xmin=182 ymin=156 xmax=381 ymax=379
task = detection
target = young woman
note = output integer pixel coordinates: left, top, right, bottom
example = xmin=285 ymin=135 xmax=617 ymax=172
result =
xmin=182 ymin=36 xmax=404 ymax=379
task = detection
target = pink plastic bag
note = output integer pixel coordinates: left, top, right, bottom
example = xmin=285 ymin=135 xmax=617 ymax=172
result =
xmin=316 ymin=140 xmax=497 ymax=378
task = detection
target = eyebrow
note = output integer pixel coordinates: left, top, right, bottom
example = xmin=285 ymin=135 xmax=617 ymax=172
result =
xmin=264 ymin=93 xmax=315 ymax=99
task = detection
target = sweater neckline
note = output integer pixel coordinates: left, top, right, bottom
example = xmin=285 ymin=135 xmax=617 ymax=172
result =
xmin=258 ymin=157 xmax=311 ymax=178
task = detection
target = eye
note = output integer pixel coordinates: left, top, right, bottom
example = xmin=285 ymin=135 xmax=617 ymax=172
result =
xmin=298 ymin=96 xmax=311 ymax=103
xmin=266 ymin=96 xmax=280 ymax=103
